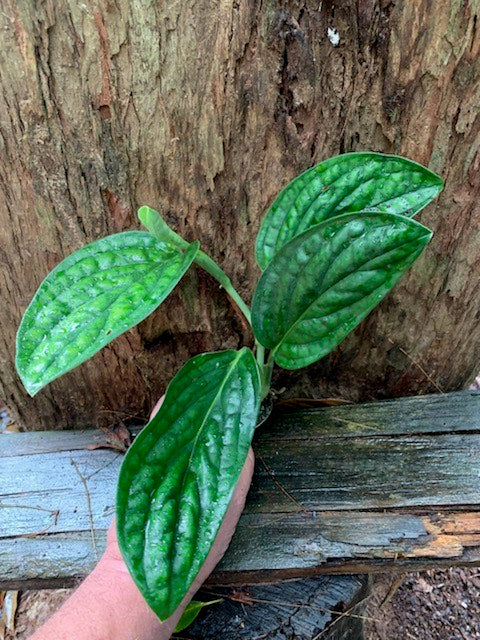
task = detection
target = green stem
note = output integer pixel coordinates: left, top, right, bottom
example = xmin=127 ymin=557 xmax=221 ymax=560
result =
xmin=261 ymin=351 xmax=274 ymax=401
xmin=256 ymin=343 xmax=265 ymax=368
xmin=194 ymin=250 xmax=252 ymax=326
xmin=141 ymin=206 xmax=274 ymax=401
xmin=139 ymin=206 xmax=252 ymax=327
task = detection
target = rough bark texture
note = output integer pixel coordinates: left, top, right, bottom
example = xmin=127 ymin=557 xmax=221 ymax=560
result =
xmin=0 ymin=1 xmax=479 ymax=429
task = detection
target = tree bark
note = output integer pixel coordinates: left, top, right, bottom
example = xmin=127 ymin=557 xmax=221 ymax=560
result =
xmin=0 ymin=0 xmax=479 ymax=429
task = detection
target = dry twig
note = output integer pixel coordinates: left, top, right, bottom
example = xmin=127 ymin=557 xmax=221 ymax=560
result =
xmin=71 ymin=458 xmax=98 ymax=560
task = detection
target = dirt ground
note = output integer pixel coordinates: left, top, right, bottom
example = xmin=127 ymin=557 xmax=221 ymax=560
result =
xmin=2 ymin=590 xmax=70 ymax=639
xmin=3 ymin=568 xmax=480 ymax=639
xmin=365 ymin=569 xmax=480 ymax=640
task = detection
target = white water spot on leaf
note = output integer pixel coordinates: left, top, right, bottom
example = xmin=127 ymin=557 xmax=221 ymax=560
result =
xmin=327 ymin=27 xmax=340 ymax=47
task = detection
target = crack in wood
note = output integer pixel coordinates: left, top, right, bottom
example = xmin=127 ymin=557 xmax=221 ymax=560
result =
xmin=3 ymin=392 xmax=480 ymax=587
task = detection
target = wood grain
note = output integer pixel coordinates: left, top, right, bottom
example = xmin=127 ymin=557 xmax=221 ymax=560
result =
xmin=180 ymin=576 xmax=370 ymax=640
xmin=2 ymin=391 xmax=480 ymax=589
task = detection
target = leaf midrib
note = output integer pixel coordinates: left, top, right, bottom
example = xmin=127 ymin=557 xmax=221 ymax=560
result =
xmin=143 ymin=350 xmax=245 ymax=608
xmin=23 ymin=260 xmax=178 ymax=371
xmin=20 ymin=250 xmax=199 ymax=395
xmin=271 ymin=233 xmax=427 ymax=358
xmin=272 ymin=166 xmax=426 ymax=261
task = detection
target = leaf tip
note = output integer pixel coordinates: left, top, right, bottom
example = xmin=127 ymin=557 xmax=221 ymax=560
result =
xmin=432 ymin=176 xmax=444 ymax=196
xmin=137 ymin=205 xmax=154 ymax=226
xmin=424 ymin=166 xmax=444 ymax=197
xmin=19 ymin=372 xmax=42 ymax=397
xmin=415 ymin=220 xmax=434 ymax=244
xmin=424 ymin=227 xmax=434 ymax=244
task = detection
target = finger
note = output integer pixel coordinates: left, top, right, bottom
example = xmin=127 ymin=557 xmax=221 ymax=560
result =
xmin=106 ymin=518 xmax=116 ymax=547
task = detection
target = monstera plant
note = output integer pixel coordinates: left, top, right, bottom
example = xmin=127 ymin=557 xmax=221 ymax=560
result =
xmin=16 ymin=152 xmax=443 ymax=622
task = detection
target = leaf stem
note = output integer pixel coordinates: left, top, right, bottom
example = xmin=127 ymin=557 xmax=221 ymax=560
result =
xmin=139 ymin=206 xmax=252 ymax=327
xmin=261 ymin=351 xmax=274 ymax=401
xmin=193 ymin=251 xmax=252 ymax=326
xmin=256 ymin=343 xmax=265 ymax=368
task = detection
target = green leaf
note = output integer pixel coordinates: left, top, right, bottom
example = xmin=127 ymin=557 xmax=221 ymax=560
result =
xmin=116 ymin=348 xmax=261 ymax=620
xmin=174 ymin=599 xmax=222 ymax=632
xmin=16 ymin=232 xmax=199 ymax=396
xmin=255 ymin=152 xmax=443 ymax=269
xmin=252 ymin=212 xmax=432 ymax=369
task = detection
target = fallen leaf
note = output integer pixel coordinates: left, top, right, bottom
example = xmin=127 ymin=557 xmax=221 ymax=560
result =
xmin=86 ymin=423 xmax=132 ymax=452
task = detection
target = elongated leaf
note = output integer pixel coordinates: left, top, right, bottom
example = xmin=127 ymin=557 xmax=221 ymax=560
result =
xmin=256 ymin=152 xmax=443 ymax=269
xmin=252 ymin=212 xmax=432 ymax=369
xmin=116 ymin=348 xmax=261 ymax=620
xmin=16 ymin=232 xmax=199 ymax=396
xmin=174 ymin=599 xmax=222 ymax=632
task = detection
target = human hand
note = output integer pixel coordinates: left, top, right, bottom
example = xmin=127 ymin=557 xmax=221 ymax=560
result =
xmin=30 ymin=396 xmax=254 ymax=640
xmin=99 ymin=396 xmax=255 ymax=637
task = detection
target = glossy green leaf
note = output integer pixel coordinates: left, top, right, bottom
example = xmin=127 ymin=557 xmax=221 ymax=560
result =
xmin=252 ymin=212 xmax=432 ymax=369
xmin=255 ymin=152 xmax=443 ymax=269
xmin=174 ymin=599 xmax=222 ymax=632
xmin=16 ymin=232 xmax=199 ymax=396
xmin=116 ymin=348 xmax=261 ymax=620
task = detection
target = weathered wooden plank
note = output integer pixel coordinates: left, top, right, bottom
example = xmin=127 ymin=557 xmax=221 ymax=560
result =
xmin=3 ymin=508 xmax=480 ymax=590
xmin=0 ymin=449 xmax=118 ymax=536
xmin=213 ymin=510 xmax=480 ymax=583
xmin=0 ymin=427 xmax=131 ymax=457
xmin=3 ymin=432 xmax=477 ymax=535
xmin=267 ymin=390 xmax=480 ymax=439
xmin=2 ymin=390 xmax=480 ymax=589
xmin=3 ymin=390 xmax=478 ymax=457
xmin=249 ymin=433 xmax=480 ymax=512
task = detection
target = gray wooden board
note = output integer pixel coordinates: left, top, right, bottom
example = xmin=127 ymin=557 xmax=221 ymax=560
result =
xmin=267 ymin=390 xmax=480 ymax=438
xmin=2 ymin=391 xmax=480 ymax=589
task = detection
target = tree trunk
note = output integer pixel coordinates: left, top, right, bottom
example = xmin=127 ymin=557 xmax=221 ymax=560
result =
xmin=0 ymin=0 xmax=479 ymax=429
